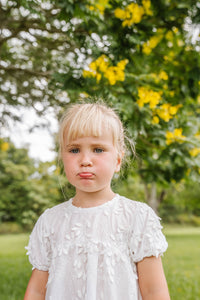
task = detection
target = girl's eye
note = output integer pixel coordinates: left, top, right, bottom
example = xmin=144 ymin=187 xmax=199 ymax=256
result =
xmin=70 ymin=148 xmax=79 ymax=153
xmin=94 ymin=148 xmax=104 ymax=153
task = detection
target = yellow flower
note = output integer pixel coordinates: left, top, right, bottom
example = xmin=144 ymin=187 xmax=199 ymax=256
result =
xmin=83 ymin=55 xmax=128 ymax=85
xmin=169 ymin=104 xmax=182 ymax=115
xmin=115 ymin=3 xmax=144 ymax=27
xmin=89 ymin=0 xmax=110 ymax=14
xmin=127 ymin=3 xmax=144 ymax=24
xmin=172 ymin=27 xmax=179 ymax=33
xmin=79 ymin=92 xmax=89 ymax=98
xmin=88 ymin=5 xmax=95 ymax=11
xmin=165 ymin=31 xmax=173 ymax=41
xmin=195 ymin=132 xmax=200 ymax=140
xmin=149 ymin=94 xmax=161 ymax=108
xmin=152 ymin=116 xmax=159 ymax=124
xmin=166 ymin=128 xmax=186 ymax=145
xmin=117 ymin=59 xmax=129 ymax=70
xmin=114 ymin=8 xmax=127 ymax=19
xmin=189 ymin=148 xmax=200 ymax=157
xmin=95 ymin=55 xmax=109 ymax=72
xmin=158 ymin=71 xmax=168 ymax=81
xmin=83 ymin=70 xmax=95 ymax=78
xmin=82 ymin=70 xmax=96 ymax=78
xmin=177 ymin=39 xmax=184 ymax=47
xmin=142 ymin=0 xmax=153 ymax=15
xmin=169 ymin=91 xmax=175 ymax=97
xmin=157 ymin=104 xmax=172 ymax=122
xmin=142 ymin=34 xmax=163 ymax=55
xmin=1 ymin=142 xmax=9 ymax=151
xmin=142 ymin=43 xmax=152 ymax=55
xmin=137 ymin=87 xmax=162 ymax=108
xmin=96 ymin=73 xmax=102 ymax=82
xmin=156 ymin=104 xmax=182 ymax=122
xmin=149 ymin=35 xmax=162 ymax=48
xmin=104 ymin=68 xmax=115 ymax=85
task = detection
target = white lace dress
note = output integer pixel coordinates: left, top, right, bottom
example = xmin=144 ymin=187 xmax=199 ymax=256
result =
xmin=26 ymin=194 xmax=168 ymax=300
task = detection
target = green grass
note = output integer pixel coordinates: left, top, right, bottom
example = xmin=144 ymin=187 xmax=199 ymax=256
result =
xmin=0 ymin=227 xmax=200 ymax=299
xmin=163 ymin=226 xmax=200 ymax=300
xmin=0 ymin=234 xmax=31 ymax=300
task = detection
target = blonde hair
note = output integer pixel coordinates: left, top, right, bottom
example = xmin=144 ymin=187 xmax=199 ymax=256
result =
xmin=58 ymin=102 xmax=126 ymax=159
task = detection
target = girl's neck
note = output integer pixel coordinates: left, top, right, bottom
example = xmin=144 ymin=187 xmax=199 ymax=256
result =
xmin=72 ymin=189 xmax=116 ymax=208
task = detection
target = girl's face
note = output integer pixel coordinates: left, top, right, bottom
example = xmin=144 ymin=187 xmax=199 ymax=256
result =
xmin=62 ymin=129 xmax=122 ymax=198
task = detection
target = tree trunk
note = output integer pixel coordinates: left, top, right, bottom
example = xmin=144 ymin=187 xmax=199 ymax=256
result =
xmin=144 ymin=182 xmax=159 ymax=213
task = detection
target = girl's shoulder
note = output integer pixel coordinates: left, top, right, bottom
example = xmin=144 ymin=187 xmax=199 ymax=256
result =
xmin=38 ymin=200 xmax=71 ymax=224
xmin=118 ymin=195 xmax=152 ymax=213
xmin=117 ymin=195 xmax=160 ymax=224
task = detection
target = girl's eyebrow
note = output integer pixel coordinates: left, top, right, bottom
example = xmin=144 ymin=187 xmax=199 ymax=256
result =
xmin=66 ymin=143 xmax=80 ymax=148
xmin=66 ymin=142 xmax=109 ymax=148
xmin=91 ymin=144 xmax=111 ymax=149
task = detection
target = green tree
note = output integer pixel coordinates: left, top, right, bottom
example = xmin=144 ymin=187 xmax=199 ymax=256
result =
xmin=0 ymin=138 xmax=62 ymax=228
xmin=55 ymin=0 xmax=200 ymax=211
xmin=0 ymin=0 xmax=82 ymax=125
xmin=1 ymin=0 xmax=200 ymax=211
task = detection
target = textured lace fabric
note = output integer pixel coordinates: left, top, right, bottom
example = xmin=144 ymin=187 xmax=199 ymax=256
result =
xmin=26 ymin=194 xmax=168 ymax=300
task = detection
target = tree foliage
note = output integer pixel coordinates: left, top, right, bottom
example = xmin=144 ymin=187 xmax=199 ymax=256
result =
xmin=0 ymin=138 xmax=62 ymax=228
xmin=1 ymin=0 xmax=200 ymax=210
xmin=0 ymin=0 xmax=84 ymax=125
xmin=56 ymin=0 xmax=200 ymax=208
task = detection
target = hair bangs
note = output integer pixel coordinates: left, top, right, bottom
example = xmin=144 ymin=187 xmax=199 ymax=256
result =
xmin=59 ymin=102 xmax=127 ymax=158
xmin=67 ymin=111 xmax=104 ymax=142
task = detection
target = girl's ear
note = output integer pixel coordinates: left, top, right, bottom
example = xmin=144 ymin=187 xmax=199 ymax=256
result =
xmin=115 ymin=152 xmax=124 ymax=173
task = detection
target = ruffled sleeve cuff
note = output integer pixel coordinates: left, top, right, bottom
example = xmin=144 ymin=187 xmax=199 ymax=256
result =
xmin=129 ymin=204 xmax=168 ymax=262
xmin=25 ymin=210 xmax=51 ymax=271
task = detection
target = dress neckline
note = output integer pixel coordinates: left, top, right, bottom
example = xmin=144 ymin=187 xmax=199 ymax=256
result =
xmin=68 ymin=194 xmax=119 ymax=212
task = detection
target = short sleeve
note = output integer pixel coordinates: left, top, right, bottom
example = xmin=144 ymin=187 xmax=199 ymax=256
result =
xmin=26 ymin=210 xmax=51 ymax=271
xmin=129 ymin=204 xmax=168 ymax=262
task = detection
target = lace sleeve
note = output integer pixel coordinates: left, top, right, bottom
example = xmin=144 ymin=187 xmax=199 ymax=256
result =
xmin=129 ymin=204 xmax=168 ymax=263
xmin=26 ymin=210 xmax=51 ymax=271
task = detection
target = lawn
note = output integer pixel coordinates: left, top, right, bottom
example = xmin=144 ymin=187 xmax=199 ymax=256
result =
xmin=0 ymin=226 xmax=199 ymax=299
xmin=0 ymin=234 xmax=31 ymax=300
xmin=163 ymin=225 xmax=200 ymax=300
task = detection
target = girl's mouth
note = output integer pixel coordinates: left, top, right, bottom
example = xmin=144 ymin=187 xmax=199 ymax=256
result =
xmin=78 ymin=172 xmax=94 ymax=179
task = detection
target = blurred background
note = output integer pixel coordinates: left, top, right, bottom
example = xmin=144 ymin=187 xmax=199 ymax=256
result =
xmin=0 ymin=0 xmax=200 ymax=299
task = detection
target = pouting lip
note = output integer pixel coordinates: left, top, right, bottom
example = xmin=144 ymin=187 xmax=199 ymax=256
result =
xmin=78 ymin=172 xmax=94 ymax=178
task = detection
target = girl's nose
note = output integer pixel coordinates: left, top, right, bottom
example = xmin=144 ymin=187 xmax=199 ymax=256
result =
xmin=80 ymin=153 xmax=93 ymax=167
xmin=80 ymin=161 xmax=93 ymax=167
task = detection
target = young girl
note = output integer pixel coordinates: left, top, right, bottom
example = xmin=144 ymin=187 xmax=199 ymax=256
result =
xmin=24 ymin=102 xmax=170 ymax=300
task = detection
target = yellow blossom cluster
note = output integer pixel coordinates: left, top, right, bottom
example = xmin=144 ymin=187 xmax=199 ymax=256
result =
xmin=142 ymin=33 xmax=163 ymax=55
xmin=142 ymin=0 xmax=153 ymax=15
xmin=195 ymin=132 xmax=200 ymax=139
xmin=165 ymin=30 xmax=174 ymax=41
xmin=88 ymin=0 xmax=110 ymax=14
xmin=158 ymin=71 xmax=168 ymax=81
xmin=153 ymin=104 xmax=182 ymax=123
xmin=137 ymin=87 xmax=182 ymax=125
xmin=137 ymin=86 xmax=162 ymax=109
xmin=0 ymin=142 xmax=9 ymax=151
xmin=164 ymin=50 xmax=175 ymax=62
xmin=189 ymin=148 xmax=200 ymax=157
xmin=150 ymin=71 xmax=168 ymax=82
xmin=114 ymin=0 xmax=152 ymax=27
xmin=83 ymin=55 xmax=128 ymax=85
xmin=166 ymin=128 xmax=186 ymax=145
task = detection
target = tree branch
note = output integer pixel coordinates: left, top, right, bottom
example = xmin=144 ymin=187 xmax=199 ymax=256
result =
xmin=0 ymin=65 xmax=52 ymax=78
